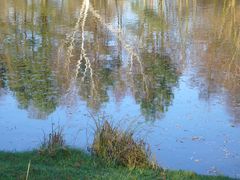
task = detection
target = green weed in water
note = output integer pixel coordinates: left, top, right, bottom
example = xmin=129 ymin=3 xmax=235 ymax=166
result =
xmin=92 ymin=120 xmax=157 ymax=169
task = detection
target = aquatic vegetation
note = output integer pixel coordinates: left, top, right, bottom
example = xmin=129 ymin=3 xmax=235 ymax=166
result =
xmin=39 ymin=124 xmax=67 ymax=156
xmin=92 ymin=120 xmax=157 ymax=169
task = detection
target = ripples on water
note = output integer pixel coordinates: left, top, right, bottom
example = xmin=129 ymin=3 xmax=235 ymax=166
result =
xmin=0 ymin=0 xmax=239 ymax=177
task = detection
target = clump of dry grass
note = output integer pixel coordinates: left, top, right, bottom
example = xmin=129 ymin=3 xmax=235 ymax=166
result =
xmin=39 ymin=124 xmax=67 ymax=156
xmin=92 ymin=120 xmax=157 ymax=169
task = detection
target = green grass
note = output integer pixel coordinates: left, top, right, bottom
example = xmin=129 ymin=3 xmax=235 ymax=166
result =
xmin=0 ymin=149 xmax=234 ymax=180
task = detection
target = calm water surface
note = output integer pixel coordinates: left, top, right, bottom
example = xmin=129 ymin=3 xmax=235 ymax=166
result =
xmin=0 ymin=0 xmax=240 ymax=177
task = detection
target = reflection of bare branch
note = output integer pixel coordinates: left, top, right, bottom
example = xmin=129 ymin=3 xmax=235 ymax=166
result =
xmin=89 ymin=4 xmax=137 ymax=61
xmin=89 ymin=3 xmax=149 ymax=93
xmin=216 ymin=1 xmax=240 ymax=86
xmin=78 ymin=0 xmax=97 ymax=100
xmin=64 ymin=0 xmax=87 ymax=77
xmin=75 ymin=0 xmax=90 ymax=81
xmin=218 ymin=1 xmax=232 ymax=40
xmin=225 ymin=33 xmax=240 ymax=84
xmin=63 ymin=0 xmax=91 ymax=108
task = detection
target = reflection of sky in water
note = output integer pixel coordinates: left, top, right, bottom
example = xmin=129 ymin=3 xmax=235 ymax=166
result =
xmin=0 ymin=0 xmax=240 ymax=178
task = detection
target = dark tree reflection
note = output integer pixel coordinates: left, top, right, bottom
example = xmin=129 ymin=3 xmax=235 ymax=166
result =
xmin=131 ymin=53 xmax=178 ymax=120
xmin=0 ymin=0 xmax=59 ymax=119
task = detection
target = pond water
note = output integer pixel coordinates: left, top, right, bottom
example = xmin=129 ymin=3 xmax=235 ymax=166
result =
xmin=0 ymin=0 xmax=240 ymax=178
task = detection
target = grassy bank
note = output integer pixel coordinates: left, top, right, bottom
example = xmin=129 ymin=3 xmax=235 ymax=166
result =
xmin=0 ymin=121 xmax=235 ymax=179
xmin=0 ymin=149 xmax=233 ymax=180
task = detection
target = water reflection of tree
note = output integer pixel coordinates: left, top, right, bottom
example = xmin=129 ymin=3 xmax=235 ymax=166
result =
xmin=131 ymin=0 xmax=168 ymax=32
xmin=129 ymin=0 xmax=179 ymax=119
xmin=0 ymin=59 xmax=5 ymax=87
xmin=0 ymin=0 xmax=59 ymax=119
xmin=0 ymin=0 xmax=179 ymax=120
xmin=130 ymin=53 xmax=178 ymax=120
xmin=191 ymin=0 xmax=240 ymax=123
xmin=166 ymin=0 xmax=240 ymax=123
xmin=89 ymin=1 xmax=179 ymax=119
